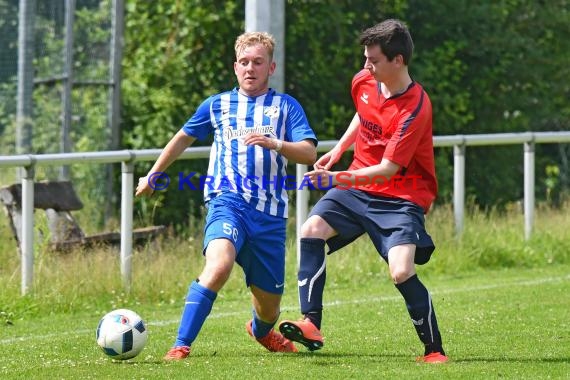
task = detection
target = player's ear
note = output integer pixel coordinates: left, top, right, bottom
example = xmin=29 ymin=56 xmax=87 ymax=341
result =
xmin=268 ymin=61 xmax=276 ymax=76
xmin=394 ymin=54 xmax=405 ymax=67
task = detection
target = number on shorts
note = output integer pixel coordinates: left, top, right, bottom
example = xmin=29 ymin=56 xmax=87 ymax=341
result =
xmin=222 ymin=222 xmax=238 ymax=241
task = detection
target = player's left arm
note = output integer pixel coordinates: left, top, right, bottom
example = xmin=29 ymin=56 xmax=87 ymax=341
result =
xmin=274 ymin=138 xmax=317 ymax=165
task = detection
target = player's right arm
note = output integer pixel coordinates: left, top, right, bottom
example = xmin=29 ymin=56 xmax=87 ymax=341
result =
xmin=135 ymin=130 xmax=196 ymax=197
xmin=315 ymin=112 xmax=359 ymax=170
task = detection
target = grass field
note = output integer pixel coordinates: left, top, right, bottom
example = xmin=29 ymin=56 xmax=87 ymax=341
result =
xmin=1 ymin=264 xmax=569 ymax=379
xmin=1 ymin=204 xmax=569 ymax=379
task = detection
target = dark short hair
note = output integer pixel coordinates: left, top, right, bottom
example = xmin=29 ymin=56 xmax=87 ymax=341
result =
xmin=359 ymin=19 xmax=414 ymax=65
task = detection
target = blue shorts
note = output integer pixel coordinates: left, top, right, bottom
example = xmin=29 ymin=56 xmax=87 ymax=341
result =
xmin=203 ymin=192 xmax=287 ymax=294
xmin=309 ymin=188 xmax=435 ymax=265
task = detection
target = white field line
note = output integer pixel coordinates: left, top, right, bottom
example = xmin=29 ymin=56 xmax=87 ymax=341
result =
xmin=1 ymin=274 xmax=568 ymax=346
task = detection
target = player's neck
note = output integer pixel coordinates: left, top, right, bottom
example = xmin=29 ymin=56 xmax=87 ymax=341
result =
xmin=380 ymin=73 xmax=412 ymax=98
xmin=238 ymin=87 xmax=270 ymax=98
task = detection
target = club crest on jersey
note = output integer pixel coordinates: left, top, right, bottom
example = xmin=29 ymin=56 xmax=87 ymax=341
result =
xmin=263 ymin=105 xmax=280 ymax=118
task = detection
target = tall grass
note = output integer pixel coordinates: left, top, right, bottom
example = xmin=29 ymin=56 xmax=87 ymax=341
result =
xmin=0 ymin=202 xmax=568 ymax=322
xmin=426 ymin=202 xmax=570 ymax=271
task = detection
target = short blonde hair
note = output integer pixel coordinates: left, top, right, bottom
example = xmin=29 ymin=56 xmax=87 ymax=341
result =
xmin=234 ymin=31 xmax=275 ymax=60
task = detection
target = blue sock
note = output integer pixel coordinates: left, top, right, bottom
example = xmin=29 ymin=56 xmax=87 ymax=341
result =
xmin=251 ymin=309 xmax=276 ymax=338
xmin=395 ymin=275 xmax=444 ymax=355
xmin=173 ymin=280 xmax=217 ymax=347
xmin=298 ymin=238 xmax=326 ymax=329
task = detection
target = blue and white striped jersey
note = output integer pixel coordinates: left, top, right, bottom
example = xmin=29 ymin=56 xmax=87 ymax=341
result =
xmin=182 ymin=88 xmax=317 ymax=218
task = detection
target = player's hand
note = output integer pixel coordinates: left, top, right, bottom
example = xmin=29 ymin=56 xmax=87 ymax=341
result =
xmin=243 ymin=133 xmax=278 ymax=150
xmin=314 ymin=148 xmax=342 ymax=170
xmin=135 ymin=176 xmax=155 ymax=197
xmin=305 ymin=168 xmax=337 ymax=188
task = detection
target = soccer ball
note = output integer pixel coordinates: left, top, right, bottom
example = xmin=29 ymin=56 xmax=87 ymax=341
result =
xmin=96 ymin=308 xmax=148 ymax=360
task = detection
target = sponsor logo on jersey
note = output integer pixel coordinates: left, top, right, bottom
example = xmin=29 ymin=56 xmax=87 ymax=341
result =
xmin=223 ymin=124 xmax=276 ymax=140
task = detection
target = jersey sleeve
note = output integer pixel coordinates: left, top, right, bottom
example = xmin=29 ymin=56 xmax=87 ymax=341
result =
xmin=384 ymin=90 xmax=431 ymax=168
xmin=181 ymin=96 xmax=215 ymax=140
xmin=283 ymin=95 xmax=318 ymax=146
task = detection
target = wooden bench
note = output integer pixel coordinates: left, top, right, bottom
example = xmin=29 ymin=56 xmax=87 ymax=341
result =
xmin=0 ymin=181 xmax=166 ymax=252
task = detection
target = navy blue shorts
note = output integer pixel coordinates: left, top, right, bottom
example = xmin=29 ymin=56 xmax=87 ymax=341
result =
xmin=309 ymin=188 xmax=435 ymax=265
xmin=204 ymin=192 xmax=287 ymax=294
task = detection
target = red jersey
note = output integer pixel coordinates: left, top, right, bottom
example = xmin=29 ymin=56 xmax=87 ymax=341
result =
xmin=348 ymin=69 xmax=437 ymax=213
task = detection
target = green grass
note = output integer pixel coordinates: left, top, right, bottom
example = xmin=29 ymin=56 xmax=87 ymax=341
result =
xmin=0 ymin=204 xmax=569 ymax=379
xmin=1 ymin=265 xmax=569 ymax=379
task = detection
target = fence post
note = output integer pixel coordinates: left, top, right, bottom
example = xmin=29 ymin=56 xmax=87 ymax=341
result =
xmin=120 ymin=159 xmax=134 ymax=291
xmin=453 ymin=143 xmax=466 ymax=236
xmin=296 ymin=163 xmax=308 ymax=268
xmin=60 ymin=0 xmax=75 ymax=180
xmin=524 ymin=141 xmax=535 ymax=240
xmin=16 ymin=0 xmax=35 ymax=164
xmin=20 ymin=164 xmax=35 ymax=295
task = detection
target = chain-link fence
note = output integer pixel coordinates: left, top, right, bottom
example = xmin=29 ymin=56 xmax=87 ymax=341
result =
xmin=0 ymin=0 xmax=122 ymax=228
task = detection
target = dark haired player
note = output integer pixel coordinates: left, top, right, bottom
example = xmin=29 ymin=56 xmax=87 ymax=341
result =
xmin=279 ymin=19 xmax=448 ymax=363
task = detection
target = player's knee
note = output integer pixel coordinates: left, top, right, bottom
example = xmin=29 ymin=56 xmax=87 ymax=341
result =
xmin=199 ymin=265 xmax=232 ymax=291
xmin=390 ymin=268 xmax=415 ymax=284
xmin=301 ymin=215 xmax=331 ymax=239
xmin=300 ymin=222 xmax=317 ymax=238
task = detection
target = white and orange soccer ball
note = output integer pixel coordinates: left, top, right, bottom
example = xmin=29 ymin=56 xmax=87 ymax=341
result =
xmin=96 ymin=308 xmax=148 ymax=360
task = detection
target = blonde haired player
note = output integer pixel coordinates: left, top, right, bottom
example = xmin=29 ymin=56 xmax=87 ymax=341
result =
xmin=137 ymin=31 xmax=317 ymax=359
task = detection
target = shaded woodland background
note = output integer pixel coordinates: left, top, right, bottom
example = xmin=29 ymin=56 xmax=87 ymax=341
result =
xmin=0 ymin=0 xmax=568 ymax=228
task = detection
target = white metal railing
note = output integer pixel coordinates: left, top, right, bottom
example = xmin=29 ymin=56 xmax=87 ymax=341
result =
xmin=2 ymin=131 xmax=570 ymax=295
